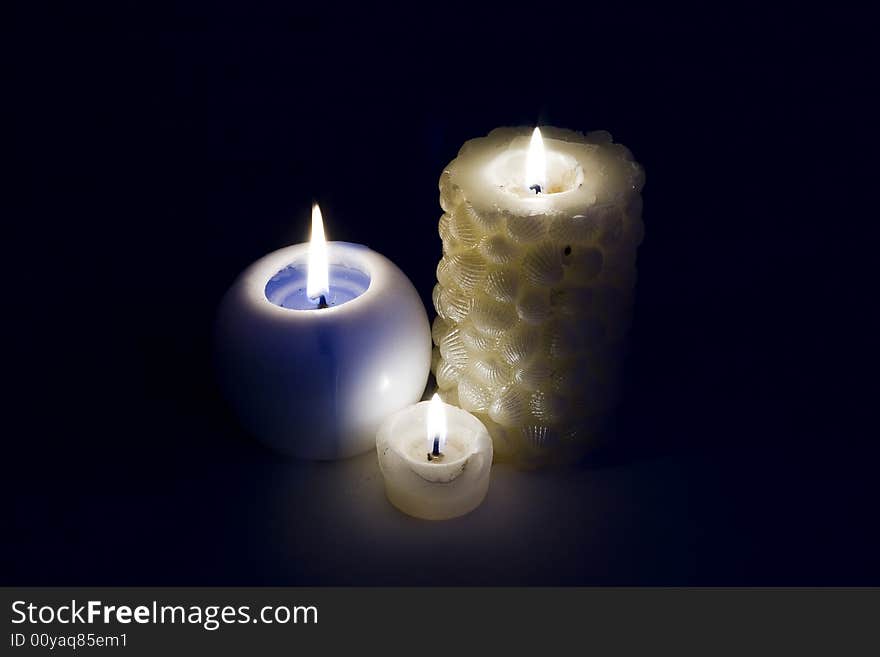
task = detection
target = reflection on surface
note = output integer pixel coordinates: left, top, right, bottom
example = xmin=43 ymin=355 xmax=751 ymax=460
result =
xmin=250 ymin=448 xmax=695 ymax=585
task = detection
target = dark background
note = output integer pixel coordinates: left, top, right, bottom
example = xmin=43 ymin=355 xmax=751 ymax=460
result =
xmin=6 ymin=5 xmax=876 ymax=584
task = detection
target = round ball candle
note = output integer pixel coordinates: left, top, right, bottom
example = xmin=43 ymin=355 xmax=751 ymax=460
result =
xmin=376 ymin=394 xmax=493 ymax=520
xmin=216 ymin=204 xmax=432 ymax=460
xmin=431 ymin=127 xmax=645 ymax=467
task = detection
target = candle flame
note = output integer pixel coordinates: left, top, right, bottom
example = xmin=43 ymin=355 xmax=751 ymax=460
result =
xmin=307 ymin=203 xmax=330 ymax=303
xmin=427 ymin=393 xmax=447 ymax=454
xmin=525 ymin=127 xmax=547 ymax=194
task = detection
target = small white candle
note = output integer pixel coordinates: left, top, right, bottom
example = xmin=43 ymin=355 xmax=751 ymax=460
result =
xmin=216 ymin=204 xmax=432 ymax=460
xmin=376 ymin=394 xmax=493 ymax=520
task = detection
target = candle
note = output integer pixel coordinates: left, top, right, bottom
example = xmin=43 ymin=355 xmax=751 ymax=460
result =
xmin=216 ymin=204 xmax=432 ymax=460
xmin=431 ymin=127 xmax=645 ymax=467
xmin=376 ymin=394 xmax=493 ymax=520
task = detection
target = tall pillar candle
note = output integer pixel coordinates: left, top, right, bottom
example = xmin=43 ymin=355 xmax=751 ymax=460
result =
xmin=431 ymin=127 xmax=645 ymax=467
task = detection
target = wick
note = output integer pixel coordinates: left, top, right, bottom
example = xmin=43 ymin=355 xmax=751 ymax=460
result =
xmin=427 ymin=435 xmax=443 ymax=462
xmin=317 ymin=294 xmax=328 ymax=309
xmin=529 ymin=184 xmax=542 ymax=194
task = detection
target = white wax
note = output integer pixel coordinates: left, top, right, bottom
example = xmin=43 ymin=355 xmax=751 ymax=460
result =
xmin=433 ymin=127 xmax=645 ymax=467
xmin=216 ymin=241 xmax=431 ymax=460
xmin=376 ymin=401 xmax=493 ymax=520
xmin=444 ymin=127 xmax=643 ymax=216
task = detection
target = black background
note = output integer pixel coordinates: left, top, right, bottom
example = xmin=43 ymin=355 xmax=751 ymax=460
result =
xmin=6 ymin=5 xmax=876 ymax=584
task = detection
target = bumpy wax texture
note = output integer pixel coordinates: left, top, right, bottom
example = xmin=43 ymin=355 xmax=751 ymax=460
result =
xmin=431 ymin=127 xmax=645 ymax=467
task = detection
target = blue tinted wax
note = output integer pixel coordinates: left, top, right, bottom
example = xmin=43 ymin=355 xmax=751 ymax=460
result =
xmin=264 ymin=263 xmax=371 ymax=310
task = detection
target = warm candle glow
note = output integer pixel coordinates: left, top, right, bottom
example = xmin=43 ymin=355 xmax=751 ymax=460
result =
xmin=426 ymin=393 xmax=447 ymax=455
xmin=307 ymin=203 xmax=330 ymax=303
xmin=525 ymin=127 xmax=547 ymax=193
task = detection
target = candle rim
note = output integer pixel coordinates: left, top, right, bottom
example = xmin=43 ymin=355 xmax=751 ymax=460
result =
xmin=265 ymin=260 xmax=371 ymax=311
xmin=377 ymin=399 xmax=492 ymax=480
xmin=247 ymin=241 xmax=379 ymax=315
xmin=446 ymin=126 xmax=643 ymax=216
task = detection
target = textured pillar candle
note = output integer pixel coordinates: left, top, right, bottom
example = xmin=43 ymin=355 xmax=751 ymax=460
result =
xmin=431 ymin=127 xmax=645 ymax=467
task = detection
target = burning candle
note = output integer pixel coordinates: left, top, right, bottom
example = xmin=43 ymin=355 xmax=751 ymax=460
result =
xmin=376 ymin=394 xmax=493 ymax=520
xmin=215 ymin=204 xmax=432 ymax=460
xmin=431 ymin=127 xmax=645 ymax=467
